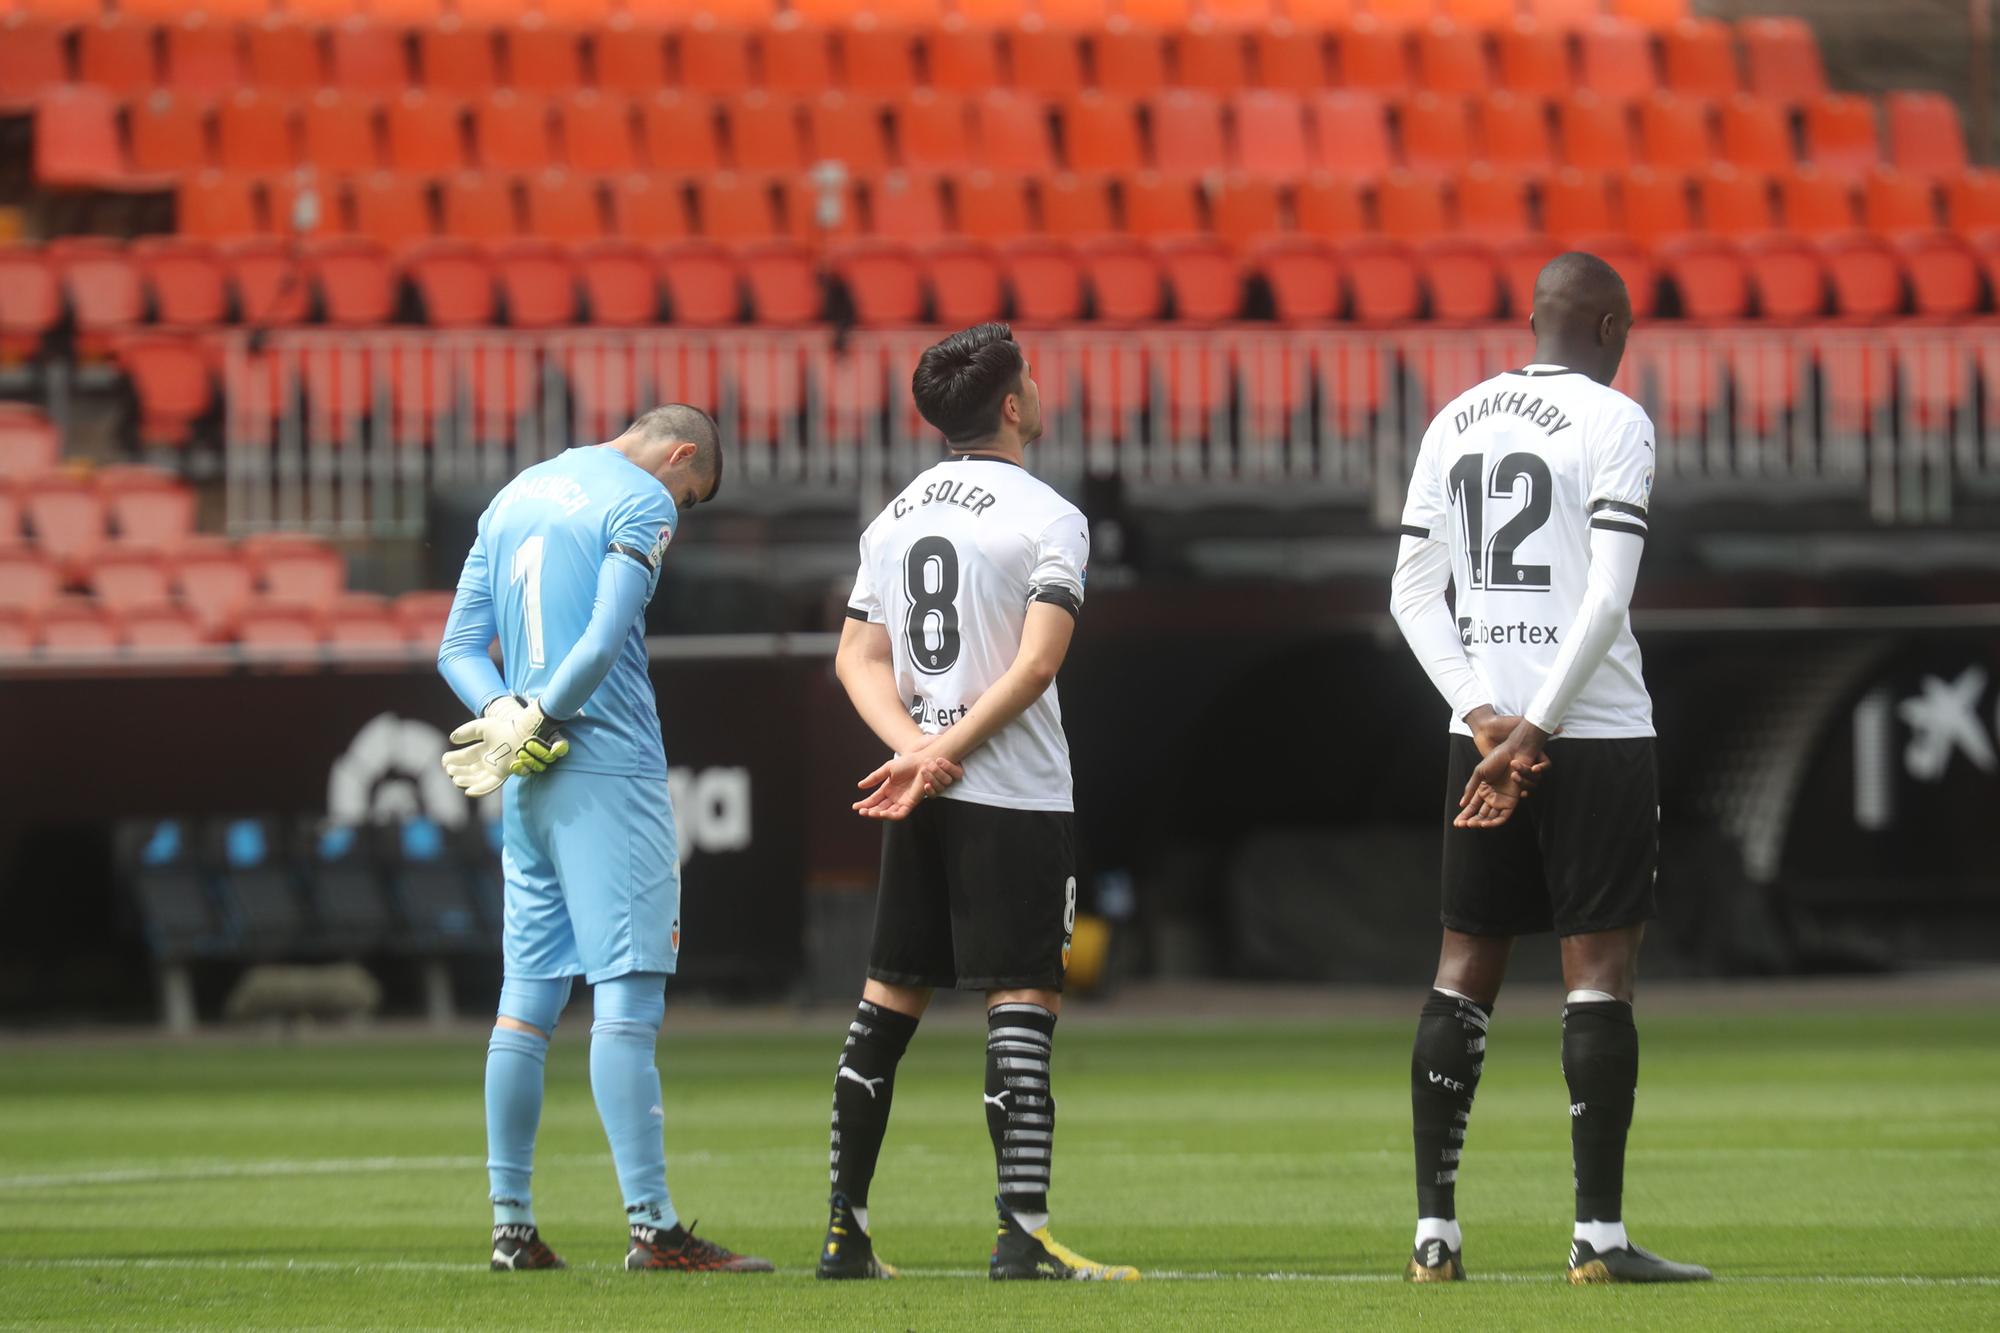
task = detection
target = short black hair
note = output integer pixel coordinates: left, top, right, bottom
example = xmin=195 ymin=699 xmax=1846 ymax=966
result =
xmin=911 ymin=323 xmax=1025 ymax=447
xmin=629 ymin=403 xmax=722 ymax=502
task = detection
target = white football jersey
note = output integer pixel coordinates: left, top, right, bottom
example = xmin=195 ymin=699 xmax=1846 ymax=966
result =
xmin=847 ymin=456 xmax=1089 ymax=812
xmin=1400 ymin=364 xmax=1655 ymax=739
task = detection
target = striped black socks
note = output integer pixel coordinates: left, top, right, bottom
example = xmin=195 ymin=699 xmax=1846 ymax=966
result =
xmin=985 ymin=1002 xmax=1058 ymax=1226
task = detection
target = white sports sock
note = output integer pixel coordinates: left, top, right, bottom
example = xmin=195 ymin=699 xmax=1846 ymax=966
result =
xmin=1010 ymin=1209 xmax=1049 ymax=1234
xmin=1414 ymin=1217 xmax=1462 ymax=1252
xmin=1573 ymin=1219 xmax=1630 ymax=1252
xmin=852 ymin=1205 xmax=869 ymax=1234
xmin=1566 ymin=989 xmax=1620 ymax=1005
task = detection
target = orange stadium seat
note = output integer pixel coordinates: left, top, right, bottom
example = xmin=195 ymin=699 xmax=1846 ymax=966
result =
xmin=560 ymin=92 xmax=640 ymax=176
xmin=0 ymin=247 xmax=60 ymax=364
xmin=1175 ymin=23 xmax=1253 ymax=92
xmin=304 ymin=236 xmax=398 ymax=325
xmin=1612 ymin=0 xmax=1689 ymax=29
xmin=1885 ymin=92 xmax=1966 ymax=179
xmin=1309 ymin=91 xmax=1392 ymax=176
xmin=38 ymin=598 xmax=122 ymax=654
xmin=506 ymin=20 xmax=584 ymax=96
xmin=440 ymin=173 xmax=520 ymax=244
xmin=1122 ymin=172 xmax=1203 ymax=237
xmin=387 ymin=92 xmax=468 ymax=175
xmin=1252 ymin=21 xmax=1329 ymax=92
xmin=1741 ymin=17 xmax=1825 ymax=105
xmin=1338 ymin=236 xmax=1421 ymax=323
xmin=474 ymin=92 xmax=554 ymax=173
xmin=116 ymin=335 xmax=213 ymax=448
xmin=1578 ymin=19 xmax=1657 ymax=100
xmin=238 ymin=602 xmax=326 ymax=650
xmin=1697 ymin=164 xmax=1775 ymax=236
xmin=641 ymin=92 xmax=722 ymax=174
xmin=918 ymin=238 xmax=1004 ymax=326
xmin=811 ymin=93 xmax=893 ymax=175
xmin=1495 ymin=18 xmax=1570 ymax=99
xmin=0 ymin=610 xmax=29 ymax=658
xmin=1231 ymin=91 xmax=1310 ymax=179
xmin=1007 ymin=23 xmax=1087 ymax=100
xmin=1418 ymin=239 xmax=1502 ymax=323
xmin=1416 ymin=20 xmax=1490 ymax=98
xmin=1377 ymin=170 xmax=1448 ymax=237
xmin=1719 ymin=94 xmax=1794 ymax=174
xmin=36 ymin=85 xmax=136 ymax=190
xmin=1454 ymin=165 xmax=1530 ymax=238
xmin=760 ymin=18 xmax=835 ymax=96
xmin=1820 ymin=233 xmax=1902 ymax=321
xmin=1862 ymin=168 xmax=1938 ymax=238
xmin=129 ymin=93 xmax=214 ymax=176
xmin=1778 ymin=166 xmax=1857 ymax=237
xmin=897 ymin=91 xmax=973 ymax=172
xmin=302 ymin=92 xmax=383 ymax=176
xmin=49 ymin=236 xmax=143 ymax=348
xmin=246 ymin=20 xmax=322 ymax=90
xmin=172 ymin=542 xmax=253 ymax=638
xmin=0 ymin=19 xmax=68 ymax=113
xmin=1806 ymin=94 xmax=1881 ymax=179
xmin=1740 ymin=235 xmax=1824 ymax=321
xmin=1899 ymin=232 xmax=1979 ymax=319
xmin=1077 ymin=236 xmax=1164 ymax=325
xmin=951 ymin=172 xmax=1034 ymax=242
xmin=133 ymin=237 xmax=228 ymax=327
xmin=1336 ymin=18 xmax=1412 ymax=95
xmin=217 ymin=91 xmax=296 ymax=175
xmin=655 ymin=240 xmax=742 ymax=324
xmin=0 ymin=406 xmax=59 ymax=479
xmin=726 ymin=92 xmax=806 ymax=173
xmin=1946 ymin=170 xmax=2000 ymax=235
xmin=164 ymin=18 xmax=244 ymax=100
xmin=1494 ymin=234 xmax=1561 ymax=313
xmin=493 ymin=242 xmax=578 ymax=328
xmin=0 ymin=549 xmax=59 ymax=617
xmin=1638 ymin=93 xmax=1713 ymax=172
xmin=695 ymin=174 xmax=781 ymax=241
xmin=419 ymin=24 xmax=499 ymax=99
xmin=99 ymin=466 xmax=195 ymax=550
xmin=330 ymin=21 xmax=409 ymax=95
xmin=541 ymin=0 xmax=622 ymax=24
xmin=1294 ymin=172 xmax=1367 ymax=237
xmin=607 ymin=175 xmax=691 ymax=240
xmin=326 ymin=594 xmax=404 ymax=650
xmin=1156 ymin=235 xmax=1241 ymax=324
xmin=1123 ymin=0 xmax=1195 ymax=26
xmin=838 ymin=25 xmax=919 ymax=99
xmin=927 ymin=20 xmax=1002 ymax=93
xmin=350 ymin=173 xmax=435 ymax=250
xmin=1661 ymin=18 xmax=1738 ymax=99
xmin=870 ymin=172 xmax=949 ymax=241
xmin=1366 ymin=0 xmax=1434 ymax=28
xmin=22 ymin=472 xmax=108 ymax=571
xmin=597 ymin=22 xmax=669 ymax=96
xmin=1151 ymin=90 xmax=1227 ymax=176
xmin=121 ymin=603 xmax=205 ymax=654
xmin=219 ymin=238 xmax=309 ymax=325
xmin=391 ymin=589 xmax=456 ymax=648
xmin=1203 ymin=0 xmax=1276 ymax=26
xmin=739 ymin=239 xmax=822 ymax=326
xmin=1063 ymin=93 xmax=1144 ymax=174
xmin=829 ymin=239 xmax=924 ymax=326
xmin=975 ymin=92 xmax=1057 ymax=175
xmin=1617 ymin=166 xmax=1692 ymax=246
xmin=1559 ymin=93 xmax=1635 ymax=172
xmin=1094 ymin=21 xmax=1169 ymax=96
xmin=89 ymin=550 xmax=175 ymax=614
xmin=1040 ymin=0 xmax=1115 ymax=27
xmin=525 ymin=169 xmax=606 ymax=242
xmin=996 ymin=238 xmax=1083 ymax=324
xmin=1401 ymin=94 xmax=1473 ymax=175
xmin=1278 ymin=0 xmax=1357 ymax=29
xmin=1252 ymin=235 xmax=1339 ymax=322
xmin=1040 ymin=173 xmax=1116 ymax=237
xmin=675 ymin=22 xmax=755 ymax=97
xmin=1543 ymin=167 xmax=1614 ymax=237
xmin=77 ymin=18 xmax=156 ymax=99
xmin=1210 ymin=172 xmax=1280 ymax=250
xmin=1658 ymin=235 xmax=1747 ymax=319
xmin=1478 ymin=92 xmax=1555 ymax=174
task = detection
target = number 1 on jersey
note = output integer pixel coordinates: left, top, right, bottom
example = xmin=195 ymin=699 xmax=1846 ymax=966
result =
xmin=1447 ymin=451 xmax=1553 ymax=592
xmin=904 ymin=536 xmax=961 ymax=675
xmin=511 ymin=533 xmax=546 ymax=668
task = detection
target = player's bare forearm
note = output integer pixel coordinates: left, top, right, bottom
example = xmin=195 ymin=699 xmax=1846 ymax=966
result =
xmin=927 ymin=602 xmax=1076 ymax=768
xmin=835 ymin=618 xmax=928 ymax=754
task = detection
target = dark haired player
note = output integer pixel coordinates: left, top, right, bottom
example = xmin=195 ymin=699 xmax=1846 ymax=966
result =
xmin=1389 ymin=255 xmax=1711 ymax=1285
xmin=814 ymin=324 xmax=1137 ymax=1282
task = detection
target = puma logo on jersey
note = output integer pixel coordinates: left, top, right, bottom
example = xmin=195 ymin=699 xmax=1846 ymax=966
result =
xmin=1453 ymin=390 xmax=1574 ymax=437
xmin=838 ymin=1067 xmax=886 ymax=1099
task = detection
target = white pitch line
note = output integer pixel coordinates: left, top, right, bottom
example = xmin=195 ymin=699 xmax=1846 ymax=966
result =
xmin=0 ymin=1154 xmax=635 ymax=1192
xmin=0 ymin=1258 xmax=1994 ymax=1288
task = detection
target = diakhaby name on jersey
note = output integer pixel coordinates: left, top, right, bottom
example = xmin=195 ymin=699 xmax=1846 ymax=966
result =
xmin=1453 ymin=390 xmax=1575 ymax=437
xmin=892 ymin=478 xmax=1000 ymax=520
xmin=495 ymin=471 xmax=592 ymax=517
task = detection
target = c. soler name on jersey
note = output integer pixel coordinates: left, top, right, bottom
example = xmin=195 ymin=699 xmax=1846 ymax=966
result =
xmin=892 ymin=478 xmax=1000 ymax=520
xmin=1452 ymin=390 xmax=1575 ymax=437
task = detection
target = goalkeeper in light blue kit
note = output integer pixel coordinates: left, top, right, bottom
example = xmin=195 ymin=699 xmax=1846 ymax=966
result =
xmin=436 ymin=404 xmax=770 ymax=1275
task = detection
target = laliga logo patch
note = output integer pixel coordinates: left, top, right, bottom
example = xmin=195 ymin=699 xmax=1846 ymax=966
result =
xmin=649 ymin=524 xmax=672 ymax=567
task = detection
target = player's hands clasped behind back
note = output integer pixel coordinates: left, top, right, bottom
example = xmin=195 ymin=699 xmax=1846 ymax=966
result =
xmin=853 ymin=734 xmax=964 ymax=821
xmin=1456 ymin=708 xmax=1554 ymax=830
xmin=441 ymin=696 xmax=571 ymax=797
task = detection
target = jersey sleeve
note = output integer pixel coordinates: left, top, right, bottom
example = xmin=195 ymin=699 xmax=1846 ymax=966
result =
xmin=1397 ymin=416 xmax=1448 ymax=541
xmin=845 ymin=531 xmax=884 ymax=624
xmin=1027 ymin=511 xmax=1089 ymax=617
xmin=606 ymin=483 xmax=679 ymax=582
xmin=1585 ymin=406 xmax=1655 ymax=540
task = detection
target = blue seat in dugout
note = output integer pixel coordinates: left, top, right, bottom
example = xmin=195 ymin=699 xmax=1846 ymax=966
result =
xmin=300 ymin=818 xmax=395 ymax=954
xmin=206 ymin=817 xmax=308 ymax=957
xmin=388 ymin=815 xmax=494 ymax=952
xmin=121 ymin=818 xmax=231 ymax=963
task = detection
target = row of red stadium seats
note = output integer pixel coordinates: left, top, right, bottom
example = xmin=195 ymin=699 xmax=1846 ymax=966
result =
xmin=0 ymin=12 xmax=1826 ymax=107
xmin=0 ymin=590 xmax=453 ymax=656
xmin=64 ymin=85 xmax=1963 ymax=186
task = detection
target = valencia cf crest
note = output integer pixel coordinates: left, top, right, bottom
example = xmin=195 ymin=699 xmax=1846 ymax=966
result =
xmin=671 ymin=918 xmax=681 ymax=953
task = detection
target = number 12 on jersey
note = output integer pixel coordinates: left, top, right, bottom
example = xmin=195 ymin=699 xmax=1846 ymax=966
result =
xmin=1448 ymin=451 xmax=1553 ymax=592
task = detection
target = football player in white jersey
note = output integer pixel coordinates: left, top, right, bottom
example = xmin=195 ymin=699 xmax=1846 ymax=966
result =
xmin=1390 ymin=254 xmax=1711 ymax=1286
xmin=814 ymin=324 xmax=1137 ymax=1283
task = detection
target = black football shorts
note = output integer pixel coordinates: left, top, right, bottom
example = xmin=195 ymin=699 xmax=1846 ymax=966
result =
xmin=1440 ymin=734 xmax=1659 ymax=938
xmin=867 ymin=797 xmax=1077 ymax=992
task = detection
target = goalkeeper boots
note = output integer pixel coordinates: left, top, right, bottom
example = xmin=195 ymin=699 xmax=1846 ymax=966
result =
xmin=1406 ymin=1236 xmax=1466 ymax=1282
xmin=988 ymin=1198 xmax=1139 ymax=1281
xmin=816 ymin=1193 xmax=897 ymax=1280
xmin=1567 ymin=1238 xmax=1713 ymax=1284
xmin=626 ymin=1221 xmax=774 ymax=1273
xmin=490 ymin=1224 xmax=565 ymax=1271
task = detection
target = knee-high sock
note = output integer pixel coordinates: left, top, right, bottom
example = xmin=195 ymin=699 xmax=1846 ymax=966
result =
xmin=1411 ymin=989 xmax=1490 ymax=1224
xmin=590 ymin=972 xmax=675 ymax=1230
xmin=1563 ymin=996 xmax=1638 ymax=1224
xmin=828 ymin=999 xmax=919 ymax=1214
xmin=486 ymin=976 xmax=573 ymax=1226
xmin=985 ymin=1002 xmax=1058 ymax=1227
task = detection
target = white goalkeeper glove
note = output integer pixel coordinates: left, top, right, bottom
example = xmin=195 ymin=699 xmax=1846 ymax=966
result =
xmin=441 ymin=696 xmax=570 ymax=797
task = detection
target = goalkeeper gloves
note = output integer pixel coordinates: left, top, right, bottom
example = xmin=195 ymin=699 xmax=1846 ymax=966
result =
xmin=441 ymin=696 xmax=570 ymax=797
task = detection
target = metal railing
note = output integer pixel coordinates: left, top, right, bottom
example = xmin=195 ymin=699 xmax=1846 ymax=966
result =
xmin=221 ymin=326 xmax=2000 ymax=536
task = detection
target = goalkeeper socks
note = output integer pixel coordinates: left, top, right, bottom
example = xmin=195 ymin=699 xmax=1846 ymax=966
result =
xmin=589 ymin=973 xmax=677 ymax=1231
xmin=1562 ymin=993 xmax=1638 ymax=1229
xmin=828 ymin=999 xmax=919 ymax=1215
xmin=485 ymin=977 xmax=570 ymax=1228
xmin=1411 ymin=989 xmax=1490 ymax=1224
xmin=985 ymin=1002 xmax=1058 ymax=1228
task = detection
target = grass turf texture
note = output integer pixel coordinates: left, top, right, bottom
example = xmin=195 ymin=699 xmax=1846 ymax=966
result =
xmin=2 ymin=1007 xmax=1995 ymax=1330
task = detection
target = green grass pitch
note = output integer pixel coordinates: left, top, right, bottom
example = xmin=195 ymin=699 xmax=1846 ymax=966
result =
xmin=2 ymin=1004 xmax=1995 ymax=1330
